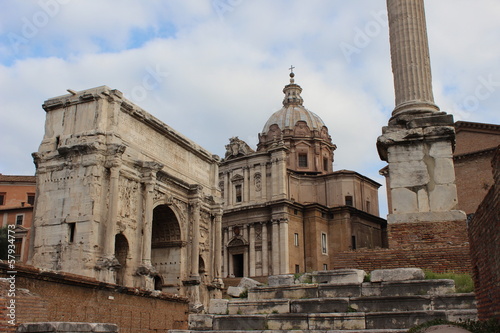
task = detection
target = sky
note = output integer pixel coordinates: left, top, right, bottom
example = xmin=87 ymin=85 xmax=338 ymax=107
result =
xmin=0 ymin=0 xmax=499 ymax=217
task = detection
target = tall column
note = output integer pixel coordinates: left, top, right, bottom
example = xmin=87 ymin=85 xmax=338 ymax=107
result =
xmin=387 ymin=0 xmax=439 ymax=118
xmin=141 ymin=179 xmax=155 ymax=266
xmin=190 ymin=200 xmax=201 ymax=280
xmin=272 ymin=220 xmax=280 ymax=275
xmin=261 ymin=222 xmax=269 ymax=276
xmin=103 ymin=161 xmax=121 ymax=257
xmin=277 ymin=153 xmax=287 ymax=198
xmin=223 ymin=172 xmax=229 ymax=204
xmin=213 ymin=210 xmax=223 ymax=285
xmin=249 ymin=224 xmax=256 ymax=277
xmin=228 ymin=226 xmax=234 ymax=277
xmin=279 ymin=220 xmax=289 ymax=274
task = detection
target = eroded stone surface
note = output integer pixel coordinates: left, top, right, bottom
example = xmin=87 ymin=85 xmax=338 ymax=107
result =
xmin=370 ymin=268 xmax=425 ymax=282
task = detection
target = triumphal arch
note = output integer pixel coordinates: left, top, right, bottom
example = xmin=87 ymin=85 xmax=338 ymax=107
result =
xmin=30 ymin=86 xmax=223 ymax=309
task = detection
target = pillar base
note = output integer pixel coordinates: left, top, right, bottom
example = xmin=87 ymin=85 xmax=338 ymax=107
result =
xmin=388 ymin=210 xmax=466 ymax=224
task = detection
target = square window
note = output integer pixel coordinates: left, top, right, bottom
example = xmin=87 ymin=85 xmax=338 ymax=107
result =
xmin=298 ymin=154 xmax=308 ymax=168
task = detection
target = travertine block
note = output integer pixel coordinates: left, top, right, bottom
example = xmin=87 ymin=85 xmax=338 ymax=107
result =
xmin=370 ymin=268 xmax=425 ymax=282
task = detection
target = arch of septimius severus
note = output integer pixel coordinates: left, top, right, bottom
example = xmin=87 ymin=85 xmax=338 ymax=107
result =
xmin=30 ymin=86 xmax=223 ymax=310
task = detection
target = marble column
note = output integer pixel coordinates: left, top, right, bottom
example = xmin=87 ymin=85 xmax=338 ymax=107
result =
xmin=103 ymin=162 xmax=121 ymax=257
xmin=272 ymin=220 xmax=280 ymax=275
xmin=261 ymin=222 xmax=269 ymax=276
xmin=279 ymin=220 xmax=289 ymax=274
xmin=387 ymin=0 xmax=439 ymax=117
xmin=190 ymin=200 xmax=201 ymax=280
xmin=141 ymin=179 xmax=155 ymax=266
xmin=213 ymin=210 xmax=223 ymax=284
xmin=249 ymin=224 xmax=256 ymax=277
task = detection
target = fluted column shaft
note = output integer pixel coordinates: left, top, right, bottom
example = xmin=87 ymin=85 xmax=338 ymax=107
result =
xmin=190 ymin=201 xmax=201 ymax=279
xmin=213 ymin=211 xmax=223 ymax=283
xmin=387 ymin=0 xmax=439 ymax=116
xmin=141 ymin=180 xmax=155 ymax=264
xmin=104 ymin=163 xmax=121 ymax=256
xmin=249 ymin=224 xmax=256 ymax=277
xmin=261 ymin=222 xmax=269 ymax=276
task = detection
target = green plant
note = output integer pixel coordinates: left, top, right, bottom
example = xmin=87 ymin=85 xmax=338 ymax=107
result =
xmin=346 ymin=306 xmax=358 ymax=313
xmin=409 ymin=318 xmax=500 ymax=333
xmin=424 ymin=270 xmax=474 ymax=293
xmin=272 ymin=310 xmax=279 ymax=314
xmin=364 ymin=273 xmax=371 ymax=282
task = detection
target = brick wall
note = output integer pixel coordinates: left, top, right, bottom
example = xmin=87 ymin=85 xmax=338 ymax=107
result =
xmin=468 ymin=147 xmax=500 ymax=320
xmin=333 ymin=244 xmax=471 ymax=274
xmin=0 ymin=264 xmax=188 ymax=333
xmin=387 ymin=220 xmax=469 ymax=249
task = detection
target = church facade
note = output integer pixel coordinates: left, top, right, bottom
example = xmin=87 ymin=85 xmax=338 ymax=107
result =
xmin=219 ymin=73 xmax=387 ymax=278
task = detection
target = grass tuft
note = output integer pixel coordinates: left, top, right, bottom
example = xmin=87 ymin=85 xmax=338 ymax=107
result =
xmin=424 ymin=270 xmax=474 ymax=293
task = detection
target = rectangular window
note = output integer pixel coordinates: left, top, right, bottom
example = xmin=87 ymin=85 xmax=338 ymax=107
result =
xmin=16 ymin=214 xmax=24 ymax=225
xmin=0 ymin=193 xmax=5 ymax=205
xmin=323 ymin=264 xmax=328 ymax=271
xmin=294 ymin=233 xmax=299 ymax=246
xmin=68 ymin=223 xmax=76 ymax=243
xmin=14 ymin=238 xmax=23 ymax=260
xmin=345 ymin=196 xmax=353 ymax=206
xmin=366 ymin=200 xmax=371 ymax=213
xmin=27 ymin=193 xmax=35 ymax=206
xmin=352 ymin=235 xmax=357 ymax=250
xmin=295 ymin=264 xmax=300 ymax=274
xmin=235 ymin=185 xmax=242 ymax=203
xmin=323 ymin=157 xmax=328 ymax=171
xmin=321 ymin=232 xmax=327 ymax=254
xmin=298 ymin=154 xmax=308 ymax=168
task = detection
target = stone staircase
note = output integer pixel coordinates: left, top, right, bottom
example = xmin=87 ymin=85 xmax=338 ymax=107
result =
xmin=170 ymin=269 xmax=477 ymax=332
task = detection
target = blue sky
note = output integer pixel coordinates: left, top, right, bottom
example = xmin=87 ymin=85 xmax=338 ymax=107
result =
xmin=1 ymin=0 xmax=499 ymax=217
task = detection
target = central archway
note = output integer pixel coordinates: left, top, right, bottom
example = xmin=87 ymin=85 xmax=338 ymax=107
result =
xmin=151 ymin=204 xmax=182 ymax=293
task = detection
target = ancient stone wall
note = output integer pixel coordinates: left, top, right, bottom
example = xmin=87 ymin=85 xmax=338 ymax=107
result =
xmin=468 ymin=147 xmax=500 ymax=320
xmin=0 ymin=263 xmax=188 ymax=333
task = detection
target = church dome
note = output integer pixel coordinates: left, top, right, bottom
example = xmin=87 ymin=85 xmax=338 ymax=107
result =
xmin=260 ymin=71 xmax=328 ymax=136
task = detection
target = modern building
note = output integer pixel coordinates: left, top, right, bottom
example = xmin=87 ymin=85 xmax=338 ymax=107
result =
xmin=0 ymin=174 xmax=36 ymax=262
xmin=219 ymin=73 xmax=387 ymax=278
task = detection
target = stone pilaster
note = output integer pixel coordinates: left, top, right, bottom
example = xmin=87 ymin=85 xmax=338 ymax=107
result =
xmin=190 ymin=200 xmax=201 ymax=281
xmin=261 ymin=222 xmax=269 ymax=276
xmin=272 ymin=220 xmax=280 ymax=275
xmin=279 ymin=219 xmax=289 ymax=274
xmin=249 ymin=223 xmax=256 ymax=277
xmin=223 ymin=228 xmax=228 ymax=277
xmin=260 ymin=163 xmax=267 ymax=200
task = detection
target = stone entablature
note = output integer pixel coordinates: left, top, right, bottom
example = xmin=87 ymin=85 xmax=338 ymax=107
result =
xmin=31 ymin=86 xmax=222 ymax=309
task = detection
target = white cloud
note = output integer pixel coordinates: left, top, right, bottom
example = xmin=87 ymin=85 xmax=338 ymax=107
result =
xmin=0 ymin=0 xmax=499 ymax=219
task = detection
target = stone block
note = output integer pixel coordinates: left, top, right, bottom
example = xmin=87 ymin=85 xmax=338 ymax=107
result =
xmin=429 ymin=184 xmax=458 ymax=211
xmin=238 ymin=277 xmax=262 ymax=290
xmin=370 ymin=268 xmax=425 ymax=282
xmin=432 ymin=294 xmax=477 ymax=310
xmin=213 ymin=314 xmax=267 ymax=331
xmin=267 ymin=313 xmax=309 ymax=330
xmin=389 ymin=160 xmax=430 ymax=188
xmin=208 ymin=299 xmax=229 ymax=314
xmin=387 ymin=144 xmax=425 ymax=162
xmin=227 ymin=286 xmax=246 ymax=297
xmin=290 ymin=298 xmax=349 ymax=313
xmin=188 ymin=314 xmax=213 ymax=330
xmin=16 ymin=322 xmax=118 ymax=332
xmin=312 ymin=269 xmax=366 ymax=284
xmin=318 ymin=283 xmax=362 ymax=298
xmin=433 ymin=158 xmax=456 ymax=184
xmin=228 ymin=299 xmax=289 ymax=315
xmin=390 ymin=187 xmax=418 ymax=214
xmin=380 ymin=279 xmax=455 ymax=296
xmin=268 ymin=274 xmax=295 ymax=286
xmin=366 ymin=311 xmax=447 ymax=330
xmin=350 ymin=295 xmax=432 ymax=312
xmin=248 ymin=284 xmax=318 ymax=300
xmin=308 ymin=313 xmax=366 ymax=330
